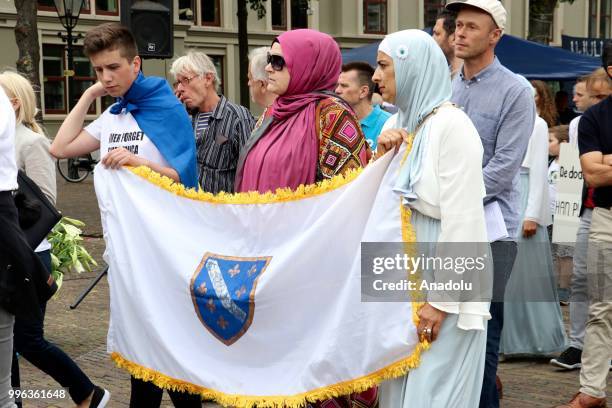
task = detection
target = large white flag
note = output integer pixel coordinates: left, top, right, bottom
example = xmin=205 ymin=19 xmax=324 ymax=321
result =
xmin=94 ymin=151 xmax=425 ymax=407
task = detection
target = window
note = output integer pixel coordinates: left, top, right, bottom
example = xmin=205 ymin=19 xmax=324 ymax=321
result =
xmin=600 ymin=0 xmax=611 ymax=38
xmin=42 ymin=46 xmax=66 ymax=114
xmin=201 ymin=0 xmax=220 ymax=26
xmin=210 ymin=55 xmax=224 ymax=95
xmin=363 ymin=0 xmax=386 ymax=34
xmin=42 ymin=45 xmax=97 ymax=114
xmin=291 ymin=0 xmax=308 ymax=29
xmin=589 ymin=0 xmax=599 ymax=37
xmin=72 ymin=48 xmax=97 ymax=112
xmin=424 ymin=0 xmax=445 ymax=29
xmin=272 ymin=0 xmax=287 ymax=30
xmin=37 ymin=0 xmax=56 ymax=11
xmin=589 ymin=0 xmax=612 ymax=38
xmin=96 ymin=0 xmax=118 ymax=15
xmin=179 ymin=0 xmax=195 ymax=21
xmin=37 ymin=0 xmax=91 ymax=14
xmin=101 ymin=95 xmax=115 ymax=111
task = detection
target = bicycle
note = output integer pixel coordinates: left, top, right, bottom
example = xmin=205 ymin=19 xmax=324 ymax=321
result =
xmin=56 ymin=153 xmax=98 ymax=183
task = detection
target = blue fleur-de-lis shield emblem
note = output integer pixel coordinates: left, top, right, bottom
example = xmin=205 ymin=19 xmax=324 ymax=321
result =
xmin=190 ymin=252 xmax=271 ymax=346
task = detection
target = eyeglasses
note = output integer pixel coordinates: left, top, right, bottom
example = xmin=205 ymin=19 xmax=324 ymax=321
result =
xmin=266 ymin=53 xmax=286 ymax=71
xmin=173 ymin=75 xmax=199 ymax=88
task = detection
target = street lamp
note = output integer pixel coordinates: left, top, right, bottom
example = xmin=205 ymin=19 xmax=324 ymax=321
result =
xmin=54 ymin=0 xmax=84 ymax=179
xmin=53 ymin=0 xmax=85 ymax=112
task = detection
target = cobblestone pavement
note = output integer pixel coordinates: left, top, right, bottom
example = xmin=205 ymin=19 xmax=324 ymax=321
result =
xmin=16 ymin=172 xmax=611 ymax=407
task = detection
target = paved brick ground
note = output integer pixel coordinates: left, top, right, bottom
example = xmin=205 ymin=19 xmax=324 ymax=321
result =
xmin=15 ymin=171 xmax=611 ymax=407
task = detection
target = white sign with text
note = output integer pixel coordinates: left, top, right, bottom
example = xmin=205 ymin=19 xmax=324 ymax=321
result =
xmin=552 ymin=143 xmax=583 ymax=244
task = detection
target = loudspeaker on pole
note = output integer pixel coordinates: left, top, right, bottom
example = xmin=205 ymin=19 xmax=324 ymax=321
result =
xmin=120 ymin=0 xmax=173 ymax=59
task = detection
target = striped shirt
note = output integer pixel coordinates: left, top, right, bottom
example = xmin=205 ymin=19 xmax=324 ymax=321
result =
xmin=194 ymin=112 xmax=212 ymax=139
xmin=194 ymin=95 xmax=255 ymax=193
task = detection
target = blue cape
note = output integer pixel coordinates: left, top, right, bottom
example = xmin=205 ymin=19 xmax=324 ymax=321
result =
xmin=110 ymin=72 xmax=198 ymax=189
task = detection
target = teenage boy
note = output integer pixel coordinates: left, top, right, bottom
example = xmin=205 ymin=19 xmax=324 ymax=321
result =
xmin=50 ymin=22 xmax=201 ymax=408
xmin=50 ymin=23 xmax=198 ymax=189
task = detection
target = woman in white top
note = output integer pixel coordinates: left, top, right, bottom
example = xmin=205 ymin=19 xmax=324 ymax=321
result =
xmin=372 ymin=30 xmax=491 ymax=408
xmin=499 ymin=81 xmax=567 ymax=356
xmin=0 ymin=70 xmax=109 ymax=408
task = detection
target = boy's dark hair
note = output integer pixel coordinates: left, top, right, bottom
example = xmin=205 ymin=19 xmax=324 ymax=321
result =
xmin=436 ymin=9 xmax=458 ymax=36
xmin=341 ymin=61 xmax=376 ymax=100
xmin=83 ymin=23 xmax=138 ymax=60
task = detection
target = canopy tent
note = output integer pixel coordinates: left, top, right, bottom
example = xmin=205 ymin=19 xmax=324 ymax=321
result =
xmin=341 ymin=34 xmax=601 ymax=81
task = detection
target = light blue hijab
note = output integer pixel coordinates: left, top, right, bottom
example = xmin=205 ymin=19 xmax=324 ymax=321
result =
xmin=380 ymin=29 xmax=452 ymax=203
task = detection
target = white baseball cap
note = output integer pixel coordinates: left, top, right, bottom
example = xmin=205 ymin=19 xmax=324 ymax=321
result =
xmin=446 ymin=0 xmax=507 ymax=32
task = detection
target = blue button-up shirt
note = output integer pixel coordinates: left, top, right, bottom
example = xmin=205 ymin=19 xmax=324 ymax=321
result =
xmin=451 ymin=57 xmax=535 ymax=239
xmin=360 ymin=105 xmax=391 ymax=151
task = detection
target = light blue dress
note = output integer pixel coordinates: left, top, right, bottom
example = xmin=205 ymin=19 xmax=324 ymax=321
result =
xmin=500 ymin=170 xmax=567 ymax=355
xmin=379 ymin=211 xmax=487 ymax=408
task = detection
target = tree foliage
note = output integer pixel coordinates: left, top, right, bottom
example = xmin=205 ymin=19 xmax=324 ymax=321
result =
xmin=248 ymin=0 xmax=267 ymax=19
xmin=14 ymin=0 xmax=42 ymax=120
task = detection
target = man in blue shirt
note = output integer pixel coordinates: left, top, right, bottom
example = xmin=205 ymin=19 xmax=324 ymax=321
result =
xmin=445 ymin=0 xmax=535 ymax=406
xmin=336 ymin=62 xmax=391 ymax=150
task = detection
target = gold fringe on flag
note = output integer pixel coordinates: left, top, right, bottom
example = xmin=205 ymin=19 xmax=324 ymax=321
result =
xmin=112 ymin=340 xmax=427 ymax=408
xmin=128 ymin=165 xmax=364 ymax=205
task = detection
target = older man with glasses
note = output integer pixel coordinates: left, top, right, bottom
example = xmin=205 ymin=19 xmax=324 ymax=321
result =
xmin=247 ymin=46 xmax=277 ymax=111
xmin=171 ymin=51 xmax=255 ymax=193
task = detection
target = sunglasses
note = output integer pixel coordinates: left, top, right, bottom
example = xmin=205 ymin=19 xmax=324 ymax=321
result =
xmin=267 ymin=53 xmax=286 ymax=71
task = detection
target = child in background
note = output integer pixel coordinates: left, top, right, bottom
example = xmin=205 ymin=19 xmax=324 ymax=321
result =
xmin=547 ymin=125 xmax=571 ymax=304
xmin=548 ymin=125 xmax=570 ymax=214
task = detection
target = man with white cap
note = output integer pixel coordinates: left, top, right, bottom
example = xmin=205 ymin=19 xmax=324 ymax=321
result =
xmin=444 ymin=0 xmax=536 ymax=407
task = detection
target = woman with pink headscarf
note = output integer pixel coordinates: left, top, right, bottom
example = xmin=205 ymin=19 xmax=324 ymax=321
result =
xmin=235 ymin=29 xmax=371 ymax=193
xmin=235 ymin=29 xmax=376 ymax=408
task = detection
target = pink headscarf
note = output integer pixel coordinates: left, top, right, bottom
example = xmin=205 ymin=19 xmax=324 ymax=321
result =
xmin=237 ymin=29 xmax=342 ymax=193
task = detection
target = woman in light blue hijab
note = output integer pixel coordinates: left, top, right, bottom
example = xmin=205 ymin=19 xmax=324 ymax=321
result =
xmin=374 ymin=30 xmax=491 ymax=408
